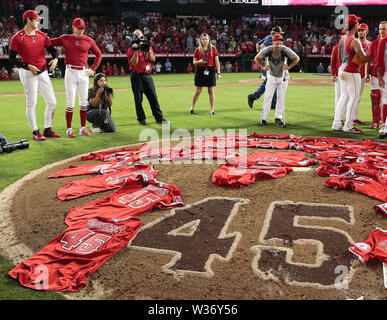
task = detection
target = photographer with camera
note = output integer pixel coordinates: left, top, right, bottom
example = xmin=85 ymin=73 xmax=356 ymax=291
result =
xmin=87 ymin=73 xmax=116 ymax=133
xmin=126 ymin=29 xmax=167 ymax=126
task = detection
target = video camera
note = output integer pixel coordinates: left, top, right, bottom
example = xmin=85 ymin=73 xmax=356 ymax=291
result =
xmin=0 ymin=134 xmax=29 ymax=154
xmin=125 ymin=33 xmax=150 ymax=53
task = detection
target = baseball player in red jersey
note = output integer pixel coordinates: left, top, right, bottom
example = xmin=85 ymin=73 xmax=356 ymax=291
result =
xmin=331 ymin=14 xmax=373 ymax=134
xmin=376 ymin=21 xmax=387 ymax=138
xmin=368 ymin=27 xmax=384 ymax=129
xmin=353 ymin=23 xmax=371 ymax=126
xmin=50 ymin=18 xmax=102 ymax=138
xmin=9 ymin=10 xmax=60 ymax=141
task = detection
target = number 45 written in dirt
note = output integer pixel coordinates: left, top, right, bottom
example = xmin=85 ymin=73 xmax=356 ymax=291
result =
xmin=129 ymin=198 xmax=355 ymax=288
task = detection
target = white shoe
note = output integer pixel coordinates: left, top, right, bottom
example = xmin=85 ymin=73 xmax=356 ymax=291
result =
xmin=79 ymin=127 xmax=90 ymax=136
xmin=331 ymin=123 xmax=343 ymax=131
xmin=90 ymin=126 xmax=101 ymax=134
xmin=343 ymin=126 xmax=362 ymax=134
xmin=66 ymin=128 xmax=75 ymax=138
xmin=379 ymin=124 xmax=385 ymax=133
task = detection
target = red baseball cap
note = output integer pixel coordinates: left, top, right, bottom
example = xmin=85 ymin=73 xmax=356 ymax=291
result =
xmin=272 ymin=33 xmax=284 ymax=42
xmin=345 ymin=14 xmax=361 ymax=28
xmin=23 ymin=10 xmax=41 ymax=20
xmin=359 ymin=23 xmax=369 ymax=31
xmin=72 ymin=17 xmax=86 ymax=29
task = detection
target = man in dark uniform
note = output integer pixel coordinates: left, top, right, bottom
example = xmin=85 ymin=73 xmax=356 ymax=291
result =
xmin=127 ymin=29 xmax=167 ymax=126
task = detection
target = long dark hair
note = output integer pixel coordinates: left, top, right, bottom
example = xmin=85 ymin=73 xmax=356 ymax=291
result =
xmin=93 ymin=72 xmax=107 ymax=93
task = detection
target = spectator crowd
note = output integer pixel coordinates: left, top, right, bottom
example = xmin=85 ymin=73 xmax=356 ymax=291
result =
xmin=0 ymin=0 xmax=382 ymax=80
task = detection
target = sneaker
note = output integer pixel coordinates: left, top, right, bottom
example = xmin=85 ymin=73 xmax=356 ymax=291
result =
xmin=66 ymin=128 xmax=75 ymax=138
xmin=353 ymin=119 xmax=365 ymax=125
xmin=379 ymin=124 xmax=385 ymax=133
xmin=189 ymin=109 xmax=195 ymax=114
xmin=156 ymin=118 xmax=168 ymax=124
xmin=331 ymin=123 xmax=343 ymax=131
xmin=210 ymin=112 xmax=215 ymax=116
xmin=274 ymin=118 xmax=284 ymax=125
xmin=369 ymin=122 xmax=379 ymax=129
xmin=343 ymin=126 xmax=362 ymax=134
xmin=138 ymin=120 xmax=147 ymax=126
xmin=259 ymin=119 xmax=268 ymax=126
xmin=43 ymin=128 xmax=61 ymax=138
xmin=79 ymin=127 xmax=90 ymax=136
xmin=32 ymin=131 xmax=47 ymax=141
xmin=247 ymin=94 xmax=254 ymax=108
xmin=90 ymin=126 xmax=101 ymax=134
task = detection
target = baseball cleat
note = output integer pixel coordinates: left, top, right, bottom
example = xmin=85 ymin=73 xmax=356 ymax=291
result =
xmin=369 ymin=122 xmax=379 ymax=129
xmin=79 ymin=127 xmax=90 ymax=136
xmin=343 ymin=127 xmax=362 ymax=134
xmin=275 ymin=118 xmax=284 ymax=125
xmin=43 ymin=128 xmax=61 ymax=138
xmin=90 ymin=126 xmax=101 ymax=134
xmin=66 ymin=128 xmax=76 ymax=138
xmin=353 ymin=119 xmax=365 ymax=125
xmin=32 ymin=131 xmax=47 ymax=141
xmin=259 ymin=120 xmax=268 ymax=126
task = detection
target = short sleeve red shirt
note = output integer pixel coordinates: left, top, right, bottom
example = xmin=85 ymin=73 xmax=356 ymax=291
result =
xmin=126 ymin=47 xmax=154 ymax=74
xmin=10 ymin=29 xmax=51 ymax=70
xmin=193 ymin=46 xmax=219 ymax=67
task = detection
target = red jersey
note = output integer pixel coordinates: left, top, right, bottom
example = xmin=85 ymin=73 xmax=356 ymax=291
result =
xmin=244 ymin=151 xmax=317 ymax=167
xmin=339 ymin=34 xmax=360 ymax=74
xmin=246 ymin=140 xmax=291 ymax=150
xmin=330 ymin=44 xmax=340 ymax=77
xmin=193 ymin=46 xmax=219 ymax=67
xmin=369 ymin=37 xmax=380 ymax=78
xmin=126 ymin=47 xmax=154 ymax=74
xmin=374 ymin=203 xmax=387 ymax=216
xmin=57 ymin=165 xmax=158 ymax=200
xmin=50 ymin=34 xmax=102 ymax=71
xmin=360 ymin=39 xmax=371 ymax=78
xmin=48 ymin=158 xmax=134 ymax=178
xmin=8 ymin=217 xmax=142 ymax=292
xmin=212 ymin=163 xmax=292 ymax=188
xmin=9 ymin=29 xmax=51 ymax=70
xmin=65 ymin=180 xmax=183 ymax=226
xmin=377 ymin=37 xmax=387 ymax=77
xmin=80 ymin=143 xmax=148 ymax=161
xmin=349 ymin=228 xmax=387 ymax=264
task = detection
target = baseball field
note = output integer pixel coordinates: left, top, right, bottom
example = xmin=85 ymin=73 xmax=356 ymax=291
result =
xmin=0 ymin=71 xmax=385 ymax=301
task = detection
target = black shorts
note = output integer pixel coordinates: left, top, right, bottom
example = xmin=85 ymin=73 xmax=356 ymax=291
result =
xmin=194 ymin=66 xmax=216 ymax=87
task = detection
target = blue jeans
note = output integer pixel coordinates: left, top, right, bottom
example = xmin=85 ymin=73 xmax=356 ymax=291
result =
xmin=251 ymin=69 xmax=277 ymax=108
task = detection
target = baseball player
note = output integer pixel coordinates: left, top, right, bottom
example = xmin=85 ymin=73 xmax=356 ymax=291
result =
xmin=376 ymin=21 xmax=387 ymax=139
xmin=352 ymin=23 xmax=371 ymax=126
xmin=368 ymin=28 xmax=383 ymax=129
xmin=331 ymin=14 xmax=372 ymax=134
xmin=254 ymin=33 xmax=300 ymax=126
xmin=9 ymin=10 xmax=60 ymax=141
xmin=50 ymin=18 xmax=102 ymax=138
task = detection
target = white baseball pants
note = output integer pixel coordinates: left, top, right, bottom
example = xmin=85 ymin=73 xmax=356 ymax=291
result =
xmin=64 ymin=67 xmax=90 ymax=109
xmin=19 ymin=68 xmax=56 ymax=131
xmin=261 ymin=73 xmax=285 ymax=121
xmin=332 ymin=71 xmax=361 ymax=130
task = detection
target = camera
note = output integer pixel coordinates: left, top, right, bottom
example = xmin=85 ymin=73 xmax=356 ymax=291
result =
xmin=0 ymin=135 xmax=29 ymax=154
xmin=125 ymin=33 xmax=150 ymax=53
xmin=102 ymin=84 xmax=113 ymax=94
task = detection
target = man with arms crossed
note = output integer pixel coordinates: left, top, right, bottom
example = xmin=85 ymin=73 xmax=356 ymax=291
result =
xmin=51 ymin=17 xmax=102 ymax=137
xmin=9 ymin=10 xmax=60 ymax=141
xmin=254 ymin=33 xmax=300 ymax=126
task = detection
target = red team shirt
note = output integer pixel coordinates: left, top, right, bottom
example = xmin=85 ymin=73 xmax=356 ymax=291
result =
xmin=10 ymin=29 xmax=51 ymax=70
xmin=349 ymin=228 xmax=387 ymax=264
xmin=369 ymin=36 xmax=380 ymax=78
xmin=9 ymin=217 xmax=143 ymax=292
xmin=57 ymin=164 xmax=158 ymax=200
xmin=330 ymin=44 xmax=340 ymax=77
xmin=126 ymin=47 xmax=155 ymax=74
xmin=360 ymin=39 xmax=371 ymax=79
xmin=193 ymin=46 xmax=219 ymax=67
xmin=340 ymin=34 xmax=361 ymax=74
xmin=50 ymin=34 xmax=102 ymax=70
xmin=65 ymin=179 xmax=183 ymax=226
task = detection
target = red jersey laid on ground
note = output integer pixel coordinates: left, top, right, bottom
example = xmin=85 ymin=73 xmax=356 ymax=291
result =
xmin=349 ymin=228 xmax=387 ymax=264
xmin=57 ymin=164 xmax=158 ymax=200
xmin=50 ymin=34 xmax=102 ymax=70
xmin=48 ymin=158 xmax=134 ymax=178
xmin=10 ymin=29 xmax=51 ymax=70
xmin=212 ymin=163 xmax=292 ymax=188
xmin=374 ymin=203 xmax=387 ymax=216
xmin=65 ymin=179 xmax=183 ymax=226
xmin=243 ymin=151 xmax=317 ymax=167
xmin=8 ymin=217 xmax=142 ymax=292
xmin=80 ymin=143 xmax=148 ymax=161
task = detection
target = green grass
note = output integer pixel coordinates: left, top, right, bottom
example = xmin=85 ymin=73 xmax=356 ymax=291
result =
xmin=0 ymin=72 xmax=379 ymax=299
